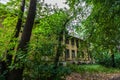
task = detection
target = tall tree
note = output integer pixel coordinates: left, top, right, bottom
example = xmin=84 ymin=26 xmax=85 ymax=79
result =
xmin=6 ymin=0 xmax=37 ymax=80
xmin=84 ymin=0 xmax=120 ymax=67
xmin=14 ymin=0 xmax=25 ymax=38
xmin=6 ymin=0 xmax=25 ymax=66
xmin=0 ymin=0 xmax=25 ymax=79
xmin=51 ymin=0 xmax=90 ymax=78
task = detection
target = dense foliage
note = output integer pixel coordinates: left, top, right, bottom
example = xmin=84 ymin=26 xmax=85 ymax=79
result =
xmin=0 ymin=0 xmax=120 ymax=80
xmin=95 ymin=52 xmax=120 ymax=68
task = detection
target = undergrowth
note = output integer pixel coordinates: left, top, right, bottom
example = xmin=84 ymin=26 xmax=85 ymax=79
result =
xmin=68 ymin=64 xmax=120 ymax=74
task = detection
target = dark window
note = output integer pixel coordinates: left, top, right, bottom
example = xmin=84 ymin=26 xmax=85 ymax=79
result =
xmin=71 ymin=38 xmax=74 ymax=45
xmin=65 ymin=37 xmax=69 ymax=44
xmin=76 ymin=40 xmax=79 ymax=47
xmin=72 ymin=50 xmax=75 ymax=58
xmin=77 ymin=51 xmax=79 ymax=57
xmin=65 ymin=49 xmax=69 ymax=58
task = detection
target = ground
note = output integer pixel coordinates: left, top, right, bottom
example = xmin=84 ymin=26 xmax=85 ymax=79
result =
xmin=66 ymin=64 xmax=120 ymax=80
xmin=66 ymin=72 xmax=120 ymax=80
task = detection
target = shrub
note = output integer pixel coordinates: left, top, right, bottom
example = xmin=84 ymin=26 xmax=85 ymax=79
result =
xmin=24 ymin=64 xmax=71 ymax=80
xmin=96 ymin=52 xmax=120 ymax=68
xmin=114 ymin=53 xmax=120 ymax=68
xmin=68 ymin=64 xmax=120 ymax=73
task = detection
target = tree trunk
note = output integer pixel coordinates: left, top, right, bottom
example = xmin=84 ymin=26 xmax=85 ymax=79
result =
xmin=49 ymin=19 xmax=70 ymax=80
xmin=6 ymin=68 xmax=24 ymax=80
xmin=17 ymin=0 xmax=37 ymax=51
xmin=6 ymin=0 xmax=26 ymax=66
xmin=6 ymin=0 xmax=37 ymax=80
xmin=53 ymin=18 xmax=70 ymax=68
xmin=54 ymin=34 xmax=63 ymax=69
xmin=111 ymin=53 xmax=115 ymax=67
xmin=110 ymin=49 xmax=115 ymax=67
xmin=0 ymin=61 xmax=7 ymax=75
xmin=14 ymin=0 xmax=25 ymax=38
xmin=0 ymin=0 xmax=25 ymax=79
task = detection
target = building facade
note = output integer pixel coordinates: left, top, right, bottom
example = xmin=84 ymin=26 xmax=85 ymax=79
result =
xmin=60 ymin=35 xmax=91 ymax=63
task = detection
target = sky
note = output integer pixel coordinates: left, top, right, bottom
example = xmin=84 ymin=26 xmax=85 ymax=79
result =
xmin=0 ymin=0 xmax=8 ymax=4
xmin=44 ymin=0 xmax=68 ymax=8
xmin=0 ymin=0 xmax=68 ymax=8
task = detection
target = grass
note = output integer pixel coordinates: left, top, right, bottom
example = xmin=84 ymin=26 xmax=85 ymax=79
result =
xmin=68 ymin=64 xmax=120 ymax=74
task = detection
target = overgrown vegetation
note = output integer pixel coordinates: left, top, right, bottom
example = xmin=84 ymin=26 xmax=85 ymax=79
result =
xmin=69 ymin=64 xmax=120 ymax=74
xmin=95 ymin=52 xmax=120 ymax=68
xmin=0 ymin=0 xmax=120 ymax=80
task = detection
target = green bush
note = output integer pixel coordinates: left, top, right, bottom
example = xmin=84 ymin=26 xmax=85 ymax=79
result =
xmin=68 ymin=64 xmax=120 ymax=73
xmin=24 ymin=64 xmax=71 ymax=80
xmin=96 ymin=52 xmax=111 ymax=67
xmin=114 ymin=53 xmax=120 ymax=68
xmin=0 ymin=75 xmax=5 ymax=80
xmin=96 ymin=52 xmax=120 ymax=68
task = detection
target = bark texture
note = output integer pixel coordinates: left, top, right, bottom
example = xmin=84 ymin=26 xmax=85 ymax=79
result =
xmin=6 ymin=0 xmax=37 ymax=80
xmin=0 ymin=0 xmax=25 ymax=79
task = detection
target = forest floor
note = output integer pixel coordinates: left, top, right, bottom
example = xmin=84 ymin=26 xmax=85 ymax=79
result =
xmin=66 ymin=64 xmax=120 ymax=80
xmin=66 ymin=72 xmax=120 ymax=80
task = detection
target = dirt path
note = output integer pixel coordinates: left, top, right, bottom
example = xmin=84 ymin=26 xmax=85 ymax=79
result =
xmin=66 ymin=73 xmax=120 ymax=80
